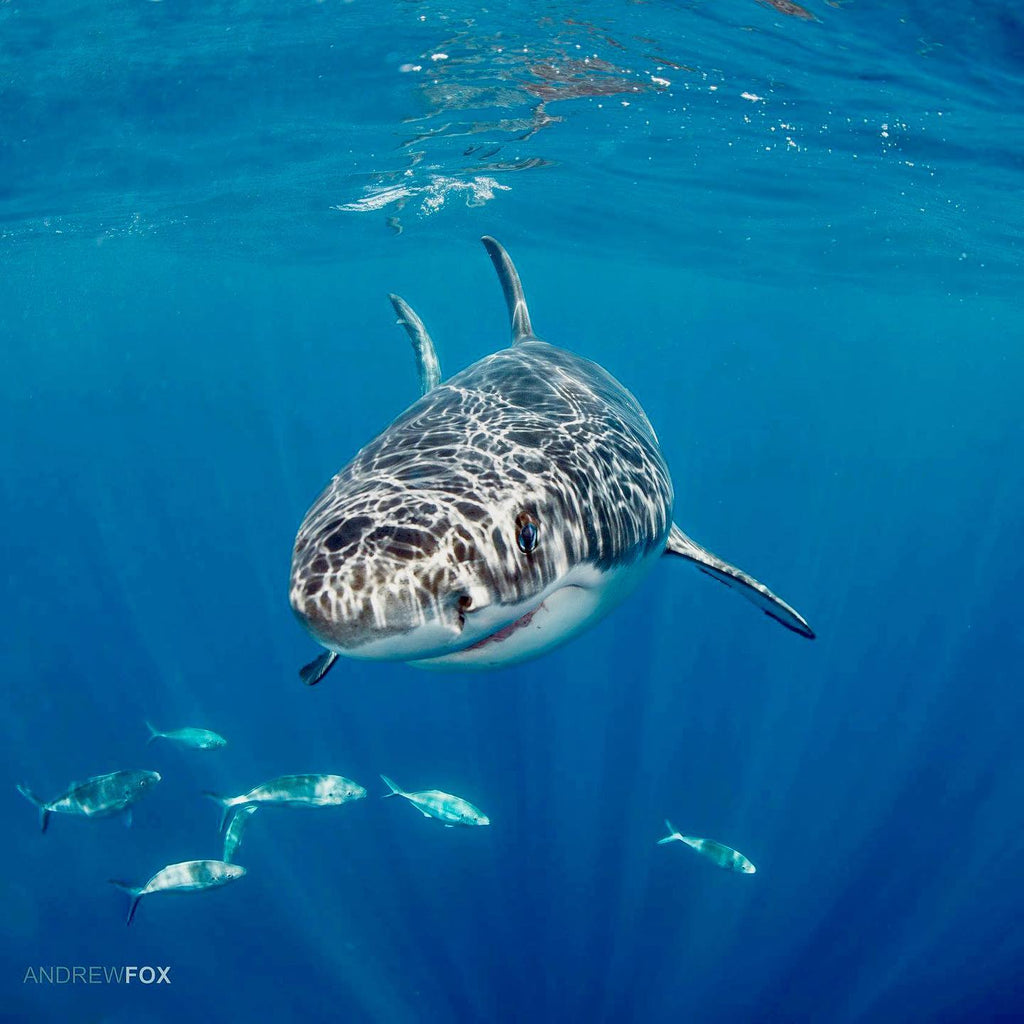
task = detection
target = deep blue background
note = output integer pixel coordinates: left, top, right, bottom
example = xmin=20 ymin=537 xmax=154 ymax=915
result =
xmin=2 ymin=1 xmax=1023 ymax=1022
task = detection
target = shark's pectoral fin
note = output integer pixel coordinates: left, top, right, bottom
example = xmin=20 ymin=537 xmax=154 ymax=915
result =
xmin=299 ymin=651 xmax=339 ymax=687
xmin=664 ymin=524 xmax=815 ymax=638
xmin=388 ymin=294 xmax=441 ymax=394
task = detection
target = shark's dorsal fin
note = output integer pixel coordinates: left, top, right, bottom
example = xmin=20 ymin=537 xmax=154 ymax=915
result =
xmin=388 ymin=294 xmax=441 ymax=395
xmin=481 ymin=236 xmax=534 ymax=344
xmin=665 ymin=523 xmax=815 ymax=638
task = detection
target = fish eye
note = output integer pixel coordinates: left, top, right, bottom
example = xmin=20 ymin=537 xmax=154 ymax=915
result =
xmin=515 ymin=514 xmax=539 ymax=554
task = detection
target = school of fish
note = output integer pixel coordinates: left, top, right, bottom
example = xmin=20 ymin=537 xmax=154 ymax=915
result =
xmin=17 ymin=720 xmax=492 ymax=924
xmin=18 ymin=719 xmax=751 ymax=926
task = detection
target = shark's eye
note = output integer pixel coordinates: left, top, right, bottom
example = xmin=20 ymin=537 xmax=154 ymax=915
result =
xmin=516 ymin=517 xmax=539 ymax=554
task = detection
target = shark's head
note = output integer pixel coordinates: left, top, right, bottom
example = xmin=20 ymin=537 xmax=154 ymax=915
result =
xmin=289 ymin=443 xmax=661 ymax=670
xmin=289 ymin=240 xmax=674 ymax=674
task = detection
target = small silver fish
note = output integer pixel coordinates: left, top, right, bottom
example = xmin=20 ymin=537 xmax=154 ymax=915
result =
xmin=222 ymin=804 xmax=258 ymax=863
xmin=380 ymin=774 xmax=490 ymax=827
xmin=204 ymin=774 xmax=366 ymax=831
xmin=146 ymin=721 xmax=226 ymax=750
xmin=109 ymin=859 xmax=245 ymax=925
xmin=16 ymin=770 xmax=161 ymax=833
xmin=657 ymin=820 xmax=756 ymax=874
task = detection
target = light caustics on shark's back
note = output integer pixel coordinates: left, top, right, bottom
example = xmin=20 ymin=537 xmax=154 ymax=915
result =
xmin=289 ymin=237 xmax=814 ymax=684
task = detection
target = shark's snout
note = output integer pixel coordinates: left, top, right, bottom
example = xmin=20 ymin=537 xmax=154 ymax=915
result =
xmin=289 ymin=515 xmax=476 ymax=661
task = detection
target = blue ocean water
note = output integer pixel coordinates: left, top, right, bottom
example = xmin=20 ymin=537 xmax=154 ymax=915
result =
xmin=2 ymin=0 xmax=1023 ymax=1021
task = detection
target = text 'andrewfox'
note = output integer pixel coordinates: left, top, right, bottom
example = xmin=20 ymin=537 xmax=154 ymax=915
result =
xmin=24 ymin=966 xmax=171 ymax=984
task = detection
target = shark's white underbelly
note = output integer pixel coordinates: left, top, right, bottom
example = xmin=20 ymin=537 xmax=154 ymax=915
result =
xmin=411 ymin=548 xmax=663 ymax=671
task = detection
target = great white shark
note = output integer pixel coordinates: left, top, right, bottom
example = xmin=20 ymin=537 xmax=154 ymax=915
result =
xmin=290 ymin=237 xmax=813 ymax=684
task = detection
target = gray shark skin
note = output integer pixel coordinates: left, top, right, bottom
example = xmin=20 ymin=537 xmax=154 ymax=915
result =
xmin=290 ymin=237 xmax=813 ymax=681
xmin=16 ymin=770 xmax=161 ymax=833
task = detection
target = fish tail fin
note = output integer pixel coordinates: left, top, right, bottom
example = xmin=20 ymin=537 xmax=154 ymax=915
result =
xmin=145 ymin=721 xmax=162 ymax=744
xmin=223 ymin=804 xmax=258 ymax=863
xmin=203 ymin=791 xmax=240 ymax=833
xmin=657 ymin=819 xmax=678 ymax=845
xmin=17 ymin=784 xmax=50 ymax=832
xmin=380 ymin=775 xmax=404 ymax=798
xmin=108 ymin=881 xmax=143 ymax=926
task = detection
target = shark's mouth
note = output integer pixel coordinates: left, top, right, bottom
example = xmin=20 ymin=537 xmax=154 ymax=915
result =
xmin=465 ymin=602 xmax=544 ymax=650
